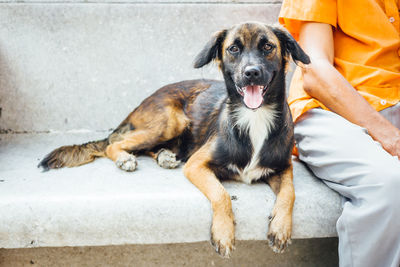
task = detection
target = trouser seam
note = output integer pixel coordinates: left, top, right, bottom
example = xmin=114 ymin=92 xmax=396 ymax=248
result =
xmin=339 ymin=205 xmax=355 ymax=267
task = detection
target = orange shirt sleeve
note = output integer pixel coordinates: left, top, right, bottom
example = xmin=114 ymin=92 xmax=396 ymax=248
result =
xmin=279 ymin=0 xmax=337 ymax=40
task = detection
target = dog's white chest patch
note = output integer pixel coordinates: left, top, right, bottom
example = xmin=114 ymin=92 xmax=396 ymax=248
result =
xmin=231 ymin=105 xmax=277 ymax=184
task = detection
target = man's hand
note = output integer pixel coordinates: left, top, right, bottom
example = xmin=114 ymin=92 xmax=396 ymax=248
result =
xmin=298 ymin=22 xmax=400 ymax=159
xmin=372 ymin=122 xmax=400 ymax=159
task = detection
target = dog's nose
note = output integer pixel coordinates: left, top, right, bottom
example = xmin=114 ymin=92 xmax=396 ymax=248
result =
xmin=244 ymin=66 xmax=262 ymax=80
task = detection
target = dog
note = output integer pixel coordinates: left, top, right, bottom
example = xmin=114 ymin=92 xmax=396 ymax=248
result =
xmin=39 ymin=22 xmax=310 ymax=258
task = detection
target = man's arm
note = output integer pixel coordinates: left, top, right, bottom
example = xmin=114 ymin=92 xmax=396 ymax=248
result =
xmin=298 ymin=22 xmax=400 ymax=158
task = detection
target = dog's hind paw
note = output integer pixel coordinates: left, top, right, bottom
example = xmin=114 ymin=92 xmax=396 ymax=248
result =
xmin=157 ymin=149 xmax=180 ymax=169
xmin=116 ymin=153 xmax=137 ymax=172
xmin=267 ymin=212 xmax=292 ymax=253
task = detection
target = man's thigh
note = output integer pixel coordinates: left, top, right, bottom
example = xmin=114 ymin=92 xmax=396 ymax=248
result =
xmin=294 ymin=108 xmax=400 ymax=200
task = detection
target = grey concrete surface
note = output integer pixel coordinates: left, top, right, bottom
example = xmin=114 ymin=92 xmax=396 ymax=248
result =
xmin=0 ymin=239 xmax=338 ymax=267
xmin=0 ymin=132 xmax=342 ymax=249
xmin=0 ymin=1 xmax=341 ymax=264
xmin=0 ymin=3 xmax=281 ymax=132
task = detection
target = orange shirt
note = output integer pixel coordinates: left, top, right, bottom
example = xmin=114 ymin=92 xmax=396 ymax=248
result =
xmin=279 ymin=0 xmax=400 ymax=122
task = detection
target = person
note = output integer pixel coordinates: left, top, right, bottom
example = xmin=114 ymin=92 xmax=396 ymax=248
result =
xmin=278 ymin=1 xmax=400 ymax=266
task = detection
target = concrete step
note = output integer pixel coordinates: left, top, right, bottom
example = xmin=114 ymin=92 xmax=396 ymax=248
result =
xmin=0 ymin=132 xmax=341 ymax=249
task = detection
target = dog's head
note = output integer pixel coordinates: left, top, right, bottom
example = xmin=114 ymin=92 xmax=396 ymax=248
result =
xmin=194 ymin=22 xmax=310 ymax=109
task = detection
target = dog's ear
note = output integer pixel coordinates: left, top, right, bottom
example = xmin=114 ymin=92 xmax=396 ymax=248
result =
xmin=193 ymin=29 xmax=227 ymax=68
xmin=272 ymin=27 xmax=310 ymax=66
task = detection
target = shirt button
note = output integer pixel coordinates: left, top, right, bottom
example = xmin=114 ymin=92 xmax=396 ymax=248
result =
xmin=380 ymin=99 xmax=387 ymax=105
xmin=389 ymin=17 xmax=395 ymax=23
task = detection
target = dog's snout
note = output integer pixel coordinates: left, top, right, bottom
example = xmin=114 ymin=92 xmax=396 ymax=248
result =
xmin=244 ymin=66 xmax=262 ymax=80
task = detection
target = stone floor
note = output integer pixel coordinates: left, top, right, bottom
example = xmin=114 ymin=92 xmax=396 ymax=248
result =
xmin=0 ymin=238 xmax=339 ymax=267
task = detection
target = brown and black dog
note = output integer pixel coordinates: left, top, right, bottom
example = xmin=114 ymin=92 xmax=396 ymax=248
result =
xmin=39 ymin=22 xmax=310 ymax=257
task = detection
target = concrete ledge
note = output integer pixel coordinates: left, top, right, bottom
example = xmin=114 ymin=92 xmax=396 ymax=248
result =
xmin=0 ymin=132 xmax=342 ymax=249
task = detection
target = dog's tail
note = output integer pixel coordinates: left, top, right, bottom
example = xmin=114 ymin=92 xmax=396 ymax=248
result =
xmin=38 ymin=138 xmax=109 ymax=171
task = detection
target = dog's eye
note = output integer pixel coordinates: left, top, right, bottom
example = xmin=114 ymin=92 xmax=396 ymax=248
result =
xmin=228 ymin=45 xmax=240 ymax=54
xmin=263 ymin=43 xmax=274 ymax=52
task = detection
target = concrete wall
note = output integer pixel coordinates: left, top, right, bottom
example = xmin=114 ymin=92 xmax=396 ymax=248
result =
xmin=0 ymin=1 xmax=282 ymax=132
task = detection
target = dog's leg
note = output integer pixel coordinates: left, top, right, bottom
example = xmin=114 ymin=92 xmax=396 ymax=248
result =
xmin=147 ymin=149 xmax=181 ymax=169
xmin=106 ymin=129 xmax=161 ymax=172
xmin=267 ymin=161 xmax=295 ymax=253
xmin=106 ymin=105 xmax=190 ymax=172
xmin=183 ymin=141 xmax=235 ymax=258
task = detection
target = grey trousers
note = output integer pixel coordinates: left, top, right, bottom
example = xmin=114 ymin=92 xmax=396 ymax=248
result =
xmin=295 ymin=104 xmax=400 ymax=267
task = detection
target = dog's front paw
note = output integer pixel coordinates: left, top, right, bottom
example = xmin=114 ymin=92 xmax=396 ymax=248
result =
xmin=267 ymin=210 xmax=292 ymax=253
xmin=211 ymin=213 xmax=235 ymax=258
xmin=157 ymin=149 xmax=180 ymax=169
xmin=116 ymin=153 xmax=137 ymax=172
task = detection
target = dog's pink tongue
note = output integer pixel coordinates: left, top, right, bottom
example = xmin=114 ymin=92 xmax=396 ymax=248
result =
xmin=243 ymin=85 xmax=263 ymax=109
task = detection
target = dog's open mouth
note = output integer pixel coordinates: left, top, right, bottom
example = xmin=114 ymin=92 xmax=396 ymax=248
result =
xmin=236 ymin=85 xmax=267 ymax=109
